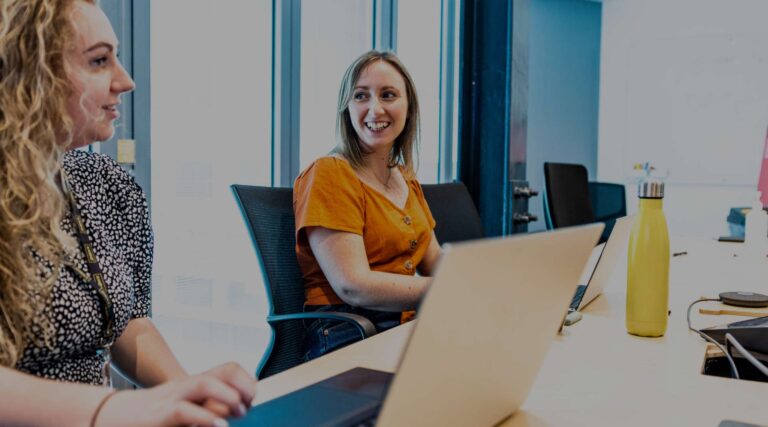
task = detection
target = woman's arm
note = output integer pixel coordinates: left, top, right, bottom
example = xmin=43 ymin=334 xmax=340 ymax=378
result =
xmin=307 ymin=227 xmax=431 ymax=311
xmin=111 ymin=317 xmax=187 ymax=387
xmin=417 ymin=231 xmax=442 ymax=277
xmin=0 ymin=365 xmax=112 ymax=426
xmin=0 ymin=362 xmax=256 ymax=427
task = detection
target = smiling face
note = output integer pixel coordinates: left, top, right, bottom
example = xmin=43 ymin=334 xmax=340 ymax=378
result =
xmin=65 ymin=0 xmax=135 ymax=149
xmin=347 ymin=60 xmax=409 ymax=154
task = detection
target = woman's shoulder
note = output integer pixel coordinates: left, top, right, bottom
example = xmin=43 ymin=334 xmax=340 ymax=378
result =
xmin=62 ymin=150 xmax=146 ymax=202
xmin=293 ymin=155 xmax=366 ymax=206
xmin=295 ymin=155 xmax=357 ymax=183
xmin=63 ymin=149 xmax=120 ymax=176
xmin=401 ymin=170 xmax=429 ymax=198
xmin=399 ymin=167 xmax=423 ymax=186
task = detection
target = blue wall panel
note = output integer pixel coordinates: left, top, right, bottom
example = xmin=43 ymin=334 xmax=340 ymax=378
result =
xmin=527 ymin=0 xmax=601 ymax=231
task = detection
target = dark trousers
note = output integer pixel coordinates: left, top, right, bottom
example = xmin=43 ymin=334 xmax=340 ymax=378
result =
xmin=304 ymin=304 xmax=401 ymax=361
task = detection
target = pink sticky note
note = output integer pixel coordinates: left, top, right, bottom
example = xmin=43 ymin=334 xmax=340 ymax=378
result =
xmin=759 ymin=126 xmax=768 ymax=207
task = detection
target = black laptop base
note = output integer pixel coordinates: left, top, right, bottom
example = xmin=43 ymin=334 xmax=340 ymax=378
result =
xmin=703 ymin=315 xmax=768 ymax=355
xmin=230 ymin=367 xmax=393 ymax=427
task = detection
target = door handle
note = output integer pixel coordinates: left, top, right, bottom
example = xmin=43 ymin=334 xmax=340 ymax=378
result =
xmin=513 ymin=187 xmax=539 ymax=198
xmin=512 ymin=213 xmax=538 ymax=224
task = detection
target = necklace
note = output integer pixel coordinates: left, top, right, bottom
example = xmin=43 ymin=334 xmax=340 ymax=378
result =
xmin=364 ymin=166 xmax=393 ymax=190
xmin=381 ymin=167 xmax=393 ymax=190
xmin=378 ymin=167 xmax=393 ymax=190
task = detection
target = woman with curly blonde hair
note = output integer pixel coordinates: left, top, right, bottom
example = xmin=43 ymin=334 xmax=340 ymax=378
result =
xmin=0 ymin=1 xmax=255 ymax=425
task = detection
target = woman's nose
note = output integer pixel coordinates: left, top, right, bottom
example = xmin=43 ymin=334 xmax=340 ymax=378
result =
xmin=112 ymin=61 xmax=136 ymax=94
xmin=368 ymin=97 xmax=385 ymax=114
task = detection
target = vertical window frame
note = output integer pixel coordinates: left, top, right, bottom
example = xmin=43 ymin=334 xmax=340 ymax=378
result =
xmin=374 ymin=0 xmax=398 ymax=52
xmin=438 ymin=0 xmax=459 ymax=183
xmin=272 ymin=0 xmax=302 ymax=187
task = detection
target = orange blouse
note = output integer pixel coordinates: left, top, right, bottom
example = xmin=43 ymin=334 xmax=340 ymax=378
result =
xmin=294 ymin=157 xmax=436 ymax=316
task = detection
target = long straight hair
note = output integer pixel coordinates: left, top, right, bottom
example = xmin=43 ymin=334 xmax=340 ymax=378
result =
xmin=333 ymin=50 xmax=421 ymax=178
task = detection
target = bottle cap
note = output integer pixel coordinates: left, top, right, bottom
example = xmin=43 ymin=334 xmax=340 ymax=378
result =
xmin=637 ymin=179 xmax=664 ymax=199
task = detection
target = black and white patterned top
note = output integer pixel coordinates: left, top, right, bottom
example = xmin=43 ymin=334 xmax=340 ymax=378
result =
xmin=14 ymin=150 xmax=153 ymax=385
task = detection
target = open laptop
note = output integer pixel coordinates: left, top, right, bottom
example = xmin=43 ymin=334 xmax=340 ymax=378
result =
xmin=232 ymin=224 xmax=603 ymax=427
xmin=569 ymin=215 xmax=634 ymax=312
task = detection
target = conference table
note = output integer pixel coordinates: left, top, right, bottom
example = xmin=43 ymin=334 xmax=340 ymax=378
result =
xmin=253 ymin=237 xmax=768 ymax=426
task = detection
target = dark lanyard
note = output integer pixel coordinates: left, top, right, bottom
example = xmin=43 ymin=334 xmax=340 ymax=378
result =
xmin=61 ymin=171 xmax=115 ymax=348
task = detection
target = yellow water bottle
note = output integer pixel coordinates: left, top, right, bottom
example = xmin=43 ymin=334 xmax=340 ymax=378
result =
xmin=626 ymin=179 xmax=669 ymax=337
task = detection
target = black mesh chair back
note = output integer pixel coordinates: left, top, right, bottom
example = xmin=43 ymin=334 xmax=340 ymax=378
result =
xmin=231 ymin=185 xmax=305 ymax=378
xmin=421 ymin=182 xmax=484 ymax=244
xmin=231 ymin=184 xmax=377 ymax=379
xmin=588 ymin=181 xmax=627 ymax=240
xmin=543 ymin=162 xmax=595 ymax=229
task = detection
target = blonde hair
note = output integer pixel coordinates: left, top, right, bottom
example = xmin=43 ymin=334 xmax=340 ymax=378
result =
xmin=334 ymin=50 xmax=421 ymax=178
xmin=0 ymin=0 xmax=88 ymax=366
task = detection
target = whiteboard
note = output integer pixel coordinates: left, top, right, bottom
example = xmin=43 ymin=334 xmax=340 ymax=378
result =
xmin=619 ymin=33 xmax=768 ymax=185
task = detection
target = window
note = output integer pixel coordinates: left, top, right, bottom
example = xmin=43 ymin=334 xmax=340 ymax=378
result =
xmin=150 ymin=0 xmax=272 ymax=374
xmin=143 ymin=0 xmax=457 ymax=374
xmin=397 ymin=1 xmax=443 ymax=183
xmin=298 ymin=1 xmax=374 ymax=171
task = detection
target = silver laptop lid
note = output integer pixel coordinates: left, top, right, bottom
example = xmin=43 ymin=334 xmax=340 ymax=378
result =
xmin=578 ymin=215 xmax=634 ymax=311
xmin=377 ymin=224 xmax=603 ymax=427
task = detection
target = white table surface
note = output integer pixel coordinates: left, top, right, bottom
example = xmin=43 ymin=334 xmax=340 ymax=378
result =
xmin=254 ymin=237 xmax=768 ymax=426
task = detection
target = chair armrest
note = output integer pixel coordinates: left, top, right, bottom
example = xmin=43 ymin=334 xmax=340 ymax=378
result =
xmin=266 ymin=312 xmax=378 ymax=338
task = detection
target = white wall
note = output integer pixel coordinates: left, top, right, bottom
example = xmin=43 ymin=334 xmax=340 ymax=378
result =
xmin=599 ymin=0 xmax=768 ymax=236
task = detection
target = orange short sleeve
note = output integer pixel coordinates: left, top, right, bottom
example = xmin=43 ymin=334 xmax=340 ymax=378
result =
xmin=294 ymin=157 xmax=365 ymax=245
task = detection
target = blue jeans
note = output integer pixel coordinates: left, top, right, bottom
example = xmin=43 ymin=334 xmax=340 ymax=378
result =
xmin=304 ymin=305 xmax=401 ymax=361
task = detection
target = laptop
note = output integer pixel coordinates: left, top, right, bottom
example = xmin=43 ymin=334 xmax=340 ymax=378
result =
xmin=569 ymin=215 xmax=634 ymax=312
xmin=703 ymin=315 xmax=768 ymax=359
xmin=231 ymin=224 xmax=603 ymax=427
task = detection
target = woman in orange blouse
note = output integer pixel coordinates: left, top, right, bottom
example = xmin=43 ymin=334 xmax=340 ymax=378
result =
xmin=294 ymin=51 xmax=441 ymax=359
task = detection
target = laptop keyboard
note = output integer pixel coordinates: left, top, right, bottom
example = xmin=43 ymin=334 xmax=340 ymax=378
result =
xmin=353 ymin=415 xmax=377 ymax=427
xmin=570 ymin=285 xmax=587 ymax=311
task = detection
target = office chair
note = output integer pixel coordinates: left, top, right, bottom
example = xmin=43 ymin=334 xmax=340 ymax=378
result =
xmin=421 ymin=182 xmax=484 ymax=244
xmin=231 ymin=185 xmax=377 ymax=380
xmin=543 ymin=162 xmax=595 ymax=229
xmin=588 ymin=181 xmax=627 ymax=240
xmin=543 ymin=162 xmax=626 ymax=243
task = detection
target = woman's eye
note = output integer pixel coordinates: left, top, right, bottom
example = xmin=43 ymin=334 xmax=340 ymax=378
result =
xmin=353 ymin=92 xmax=368 ymax=101
xmin=90 ymin=56 xmax=108 ymax=67
xmin=382 ymin=91 xmax=397 ymax=99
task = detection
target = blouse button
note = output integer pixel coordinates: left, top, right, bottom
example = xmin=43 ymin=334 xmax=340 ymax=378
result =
xmin=404 ymin=260 xmax=414 ymax=270
xmin=409 ymin=239 xmax=418 ymax=250
xmin=403 ymin=215 xmax=412 ymax=226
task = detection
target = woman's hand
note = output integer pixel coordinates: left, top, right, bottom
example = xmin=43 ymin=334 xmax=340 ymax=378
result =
xmin=96 ymin=362 xmax=257 ymax=427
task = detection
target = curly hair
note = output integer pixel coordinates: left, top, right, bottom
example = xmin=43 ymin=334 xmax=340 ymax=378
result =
xmin=334 ymin=50 xmax=421 ymax=179
xmin=0 ymin=0 xmax=89 ymax=367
